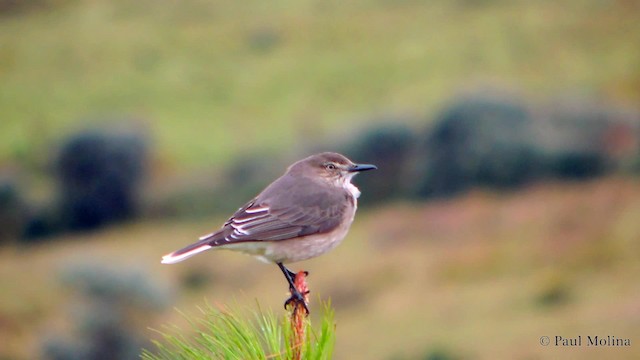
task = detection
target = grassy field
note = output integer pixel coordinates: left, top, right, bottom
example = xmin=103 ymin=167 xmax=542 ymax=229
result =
xmin=1 ymin=0 xmax=639 ymax=170
xmin=1 ymin=176 xmax=639 ymax=359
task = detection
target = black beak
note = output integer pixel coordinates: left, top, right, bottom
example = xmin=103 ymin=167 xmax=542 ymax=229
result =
xmin=349 ymin=163 xmax=377 ymax=172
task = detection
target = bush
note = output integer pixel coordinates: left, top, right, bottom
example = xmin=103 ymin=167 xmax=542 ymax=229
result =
xmin=151 ymin=153 xmax=284 ymax=219
xmin=423 ymin=347 xmax=460 ymax=360
xmin=412 ymin=93 xmax=542 ymax=198
xmin=22 ymin=204 xmax=63 ymax=241
xmin=55 ymin=130 xmax=148 ymax=230
xmin=536 ymin=98 xmax=640 ymax=179
xmin=42 ymin=263 xmax=171 ymax=360
xmin=0 ymin=0 xmax=70 ymax=15
xmin=246 ymin=26 xmax=282 ymax=54
xmin=0 ymin=176 xmax=27 ymax=244
xmin=345 ymin=122 xmax=417 ymax=205
xmin=340 ymin=95 xmax=640 ymax=205
xmin=221 ymin=154 xmax=283 ymax=210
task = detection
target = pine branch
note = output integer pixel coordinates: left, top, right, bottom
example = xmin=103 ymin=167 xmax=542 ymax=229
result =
xmin=142 ymin=296 xmax=334 ymax=360
xmin=286 ymin=271 xmax=310 ymax=360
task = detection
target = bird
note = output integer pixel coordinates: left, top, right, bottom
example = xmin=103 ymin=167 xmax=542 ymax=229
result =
xmin=161 ymin=152 xmax=376 ymax=310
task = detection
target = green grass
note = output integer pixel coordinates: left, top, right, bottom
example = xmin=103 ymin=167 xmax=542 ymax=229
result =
xmin=1 ymin=0 xmax=638 ymax=169
xmin=143 ymin=301 xmax=335 ymax=360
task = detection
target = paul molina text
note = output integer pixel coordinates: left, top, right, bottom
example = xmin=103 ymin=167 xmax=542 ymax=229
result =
xmin=555 ymin=335 xmax=631 ymax=347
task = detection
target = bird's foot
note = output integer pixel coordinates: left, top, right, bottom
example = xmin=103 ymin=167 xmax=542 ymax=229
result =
xmin=277 ymin=263 xmax=310 ymax=314
xmin=284 ymin=287 xmax=310 ymax=315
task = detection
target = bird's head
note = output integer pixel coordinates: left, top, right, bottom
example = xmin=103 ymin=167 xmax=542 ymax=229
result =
xmin=288 ymin=152 xmax=377 ymax=187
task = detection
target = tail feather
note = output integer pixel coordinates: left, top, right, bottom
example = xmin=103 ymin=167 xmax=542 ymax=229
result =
xmin=161 ymin=233 xmax=217 ymax=264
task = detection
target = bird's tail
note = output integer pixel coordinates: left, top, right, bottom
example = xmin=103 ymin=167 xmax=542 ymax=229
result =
xmin=161 ymin=232 xmax=218 ymax=264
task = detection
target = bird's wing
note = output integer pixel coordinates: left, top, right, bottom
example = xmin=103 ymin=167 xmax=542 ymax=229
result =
xmin=162 ymin=176 xmax=351 ymax=264
xmin=205 ymin=176 xmax=351 ymax=244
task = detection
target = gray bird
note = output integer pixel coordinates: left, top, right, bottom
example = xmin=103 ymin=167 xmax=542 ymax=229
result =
xmin=162 ymin=152 xmax=376 ymax=309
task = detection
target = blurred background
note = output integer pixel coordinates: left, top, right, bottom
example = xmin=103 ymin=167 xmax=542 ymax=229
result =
xmin=1 ymin=0 xmax=639 ymax=359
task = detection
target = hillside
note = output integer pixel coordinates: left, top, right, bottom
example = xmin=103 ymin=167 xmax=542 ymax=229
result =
xmin=1 ymin=176 xmax=638 ymax=359
xmin=1 ymin=0 xmax=639 ymax=170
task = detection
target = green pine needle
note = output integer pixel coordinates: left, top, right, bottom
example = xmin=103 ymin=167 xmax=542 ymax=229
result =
xmin=142 ymin=301 xmax=335 ymax=360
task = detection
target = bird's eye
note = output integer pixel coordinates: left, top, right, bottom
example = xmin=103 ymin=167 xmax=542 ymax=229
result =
xmin=325 ymin=163 xmax=336 ymax=170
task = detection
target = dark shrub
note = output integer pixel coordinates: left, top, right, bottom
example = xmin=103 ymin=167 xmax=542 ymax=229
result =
xmin=42 ymin=263 xmax=170 ymax=360
xmin=22 ymin=205 xmax=63 ymax=241
xmin=149 ymin=153 xmax=287 ymax=219
xmin=0 ymin=0 xmax=70 ymax=15
xmin=413 ymin=93 xmax=542 ymax=198
xmin=550 ymin=152 xmax=608 ymax=179
xmin=246 ymin=26 xmax=281 ymax=54
xmin=344 ymin=122 xmax=417 ymax=205
xmin=0 ymin=177 xmax=27 ymax=244
xmin=423 ymin=346 xmax=460 ymax=360
xmin=222 ymin=154 xmax=283 ymax=208
xmin=55 ymin=130 xmax=147 ymax=230
xmin=536 ymin=99 xmax=640 ymax=179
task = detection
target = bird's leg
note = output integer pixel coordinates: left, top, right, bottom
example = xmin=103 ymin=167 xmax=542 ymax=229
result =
xmin=278 ymin=262 xmax=297 ymax=286
xmin=277 ymin=262 xmax=310 ymax=314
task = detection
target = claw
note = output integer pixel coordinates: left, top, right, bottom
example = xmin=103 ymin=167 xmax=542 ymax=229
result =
xmin=284 ymin=289 xmax=309 ymax=315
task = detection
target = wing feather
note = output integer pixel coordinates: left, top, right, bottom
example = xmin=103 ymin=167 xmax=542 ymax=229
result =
xmin=210 ymin=175 xmax=349 ymax=244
